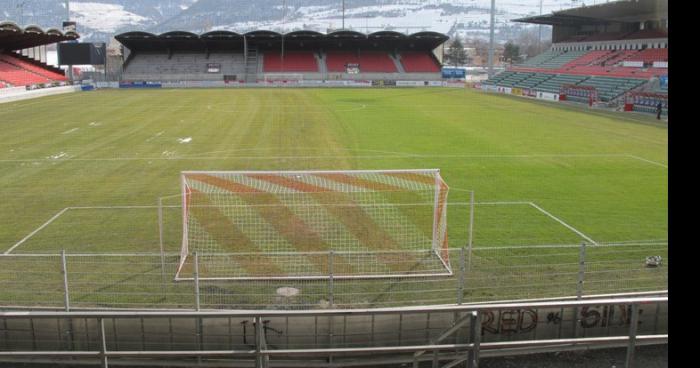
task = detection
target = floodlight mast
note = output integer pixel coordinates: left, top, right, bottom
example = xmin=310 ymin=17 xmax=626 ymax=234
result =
xmin=488 ymin=0 xmax=495 ymax=78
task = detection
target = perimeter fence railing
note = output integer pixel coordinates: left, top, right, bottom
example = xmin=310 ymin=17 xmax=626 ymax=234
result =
xmin=0 ymin=241 xmax=667 ymax=310
xmin=0 ymin=296 xmax=669 ymax=368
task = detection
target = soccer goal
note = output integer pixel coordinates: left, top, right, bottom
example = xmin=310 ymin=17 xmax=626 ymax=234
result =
xmin=175 ymin=169 xmax=451 ymax=281
xmin=263 ymin=73 xmax=303 ymax=84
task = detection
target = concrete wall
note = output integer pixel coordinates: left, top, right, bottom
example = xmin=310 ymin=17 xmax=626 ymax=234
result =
xmin=0 ymin=85 xmax=81 ymax=104
xmin=0 ymin=297 xmax=667 ymax=357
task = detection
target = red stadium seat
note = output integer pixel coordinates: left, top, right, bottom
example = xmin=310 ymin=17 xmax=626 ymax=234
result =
xmin=0 ymin=53 xmax=67 ymax=86
xmin=400 ymin=52 xmax=440 ymax=73
xmin=325 ymin=51 xmax=397 ymax=73
xmin=263 ymin=51 xmax=319 ymax=72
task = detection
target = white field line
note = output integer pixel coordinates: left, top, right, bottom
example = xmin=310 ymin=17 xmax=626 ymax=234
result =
xmin=4 ymin=208 xmax=70 ymax=255
xmin=528 ymin=202 xmax=598 ymax=245
xmin=0 ymin=153 xmax=633 ymax=163
xmin=626 ymin=154 xmax=668 ymax=168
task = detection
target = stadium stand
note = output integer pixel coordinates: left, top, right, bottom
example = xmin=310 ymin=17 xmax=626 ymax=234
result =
xmin=485 ymin=0 xmax=667 ymax=114
xmin=519 ymin=49 xmax=561 ymax=67
xmin=263 ymin=51 xmax=319 ymax=72
xmin=116 ymin=30 xmax=446 ymax=83
xmin=0 ymin=55 xmax=52 ymax=86
xmin=325 ymin=51 xmax=397 ymax=73
xmin=399 ymin=51 xmax=441 ymax=73
xmin=577 ymin=76 xmax=647 ymax=101
xmin=538 ymin=50 xmax=589 ymax=69
xmin=123 ymin=52 xmax=246 ymax=81
xmin=0 ymin=53 xmax=67 ymax=82
xmin=0 ymin=22 xmax=76 ymax=88
xmin=631 ymin=48 xmax=668 ymax=64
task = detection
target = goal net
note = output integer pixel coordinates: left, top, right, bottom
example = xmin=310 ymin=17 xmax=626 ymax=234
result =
xmin=263 ymin=73 xmax=303 ymax=84
xmin=176 ymin=169 xmax=450 ymax=280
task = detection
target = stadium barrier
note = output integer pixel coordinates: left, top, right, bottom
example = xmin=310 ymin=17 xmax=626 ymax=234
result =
xmin=0 ymin=242 xmax=667 ymax=310
xmin=108 ymin=80 xmax=465 ymax=89
xmin=0 ymin=85 xmax=81 ymax=104
xmin=0 ymin=296 xmax=668 ymax=368
xmin=537 ymin=91 xmax=561 ymax=101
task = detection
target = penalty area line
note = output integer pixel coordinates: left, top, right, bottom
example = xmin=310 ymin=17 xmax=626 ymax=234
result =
xmin=626 ymin=154 xmax=668 ymax=169
xmin=4 ymin=207 xmax=70 ymax=255
xmin=528 ymin=202 xmax=598 ymax=245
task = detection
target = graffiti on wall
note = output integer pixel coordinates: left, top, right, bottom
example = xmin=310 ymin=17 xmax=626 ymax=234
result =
xmin=481 ymin=305 xmax=645 ymax=336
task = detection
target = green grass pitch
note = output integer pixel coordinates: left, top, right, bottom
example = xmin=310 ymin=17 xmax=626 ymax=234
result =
xmin=0 ymin=87 xmax=667 ymax=308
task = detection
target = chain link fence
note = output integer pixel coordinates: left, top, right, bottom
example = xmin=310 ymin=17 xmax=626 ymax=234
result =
xmin=0 ymin=242 xmax=667 ymax=310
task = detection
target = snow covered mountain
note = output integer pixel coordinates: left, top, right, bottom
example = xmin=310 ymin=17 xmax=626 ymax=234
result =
xmin=1 ymin=0 xmax=574 ymax=42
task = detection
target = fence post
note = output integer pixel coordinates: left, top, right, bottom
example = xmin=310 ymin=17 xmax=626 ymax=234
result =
xmin=98 ymin=318 xmax=108 ymax=368
xmin=158 ymin=197 xmax=167 ymax=298
xmin=194 ymin=252 xmax=200 ymax=311
xmin=467 ymin=191 xmax=475 ymax=272
xmin=577 ymin=242 xmax=586 ymax=299
xmin=625 ymin=303 xmax=640 ymax=368
xmin=328 ymin=250 xmax=334 ymax=307
xmin=254 ymin=316 xmax=268 ymax=368
xmin=457 ymin=247 xmax=466 ymax=305
xmin=573 ymin=242 xmax=586 ymax=337
xmin=467 ymin=311 xmax=482 ymax=368
xmin=60 ymin=250 xmax=70 ymax=311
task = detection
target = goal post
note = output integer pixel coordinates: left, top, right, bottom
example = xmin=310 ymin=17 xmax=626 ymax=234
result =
xmin=263 ymin=73 xmax=303 ymax=84
xmin=176 ymin=169 xmax=451 ymax=280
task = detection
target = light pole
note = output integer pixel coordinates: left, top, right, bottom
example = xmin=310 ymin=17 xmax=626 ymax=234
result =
xmin=342 ymin=0 xmax=345 ymax=29
xmin=538 ymin=0 xmax=543 ymax=52
xmin=17 ymin=1 xmax=28 ymax=25
xmin=488 ymin=0 xmax=495 ymax=77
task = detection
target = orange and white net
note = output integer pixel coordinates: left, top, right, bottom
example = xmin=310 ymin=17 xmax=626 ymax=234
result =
xmin=178 ymin=169 xmax=449 ymax=280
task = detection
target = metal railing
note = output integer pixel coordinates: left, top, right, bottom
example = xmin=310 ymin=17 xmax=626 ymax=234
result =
xmin=0 ymin=296 xmax=668 ymax=368
xmin=0 ymin=242 xmax=668 ymax=310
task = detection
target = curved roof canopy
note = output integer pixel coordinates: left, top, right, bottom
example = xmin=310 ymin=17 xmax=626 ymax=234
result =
xmin=114 ymin=29 xmax=448 ymax=51
xmin=285 ymin=30 xmax=324 ymax=40
xmin=159 ymin=31 xmax=198 ymax=39
xmin=245 ymin=30 xmax=282 ymax=39
xmin=368 ymin=31 xmax=406 ymax=40
xmin=200 ymin=30 xmax=243 ymax=39
xmin=0 ymin=22 xmax=79 ymax=51
xmin=514 ymin=0 xmax=667 ymax=25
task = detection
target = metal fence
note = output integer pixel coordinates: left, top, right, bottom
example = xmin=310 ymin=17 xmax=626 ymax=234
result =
xmin=0 ymin=242 xmax=667 ymax=310
xmin=0 ymin=296 xmax=668 ymax=368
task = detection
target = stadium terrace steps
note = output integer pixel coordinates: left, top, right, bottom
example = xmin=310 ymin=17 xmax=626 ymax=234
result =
xmin=484 ymin=69 xmax=647 ymax=103
xmin=531 ymin=74 xmax=589 ymax=94
xmin=390 ymin=53 xmax=405 ymax=73
xmin=563 ymin=50 xmax=611 ymax=68
xmin=538 ymin=50 xmax=588 ymax=69
xmin=123 ymin=52 xmax=247 ymax=81
xmin=630 ymin=48 xmax=668 ymax=63
xmin=325 ymin=51 xmax=397 ymax=73
xmin=2 ymin=53 xmax=67 ymax=79
xmin=399 ymin=52 xmax=441 ymax=73
xmin=0 ymin=59 xmax=51 ymax=86
xmin=505 ymin=48 xmax=668 ymax=82
xmin=0 ymin=53 xmax=66 ymax=86
xmin=518 ymin=49 xmax=562 ymax=67
xmin=262 ymin=51 xmax=320 ymax=73
xmin=577 ymin=76 xmax=646 ymax=101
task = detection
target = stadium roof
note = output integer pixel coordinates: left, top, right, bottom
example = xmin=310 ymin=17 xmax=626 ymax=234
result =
xmin=514 ymin=0 xmax=668 ymax=25
xmin=115 ymin=30 xmax=448 ymax=51
xmin=0 ymin=21 xmax=79 ymax=51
